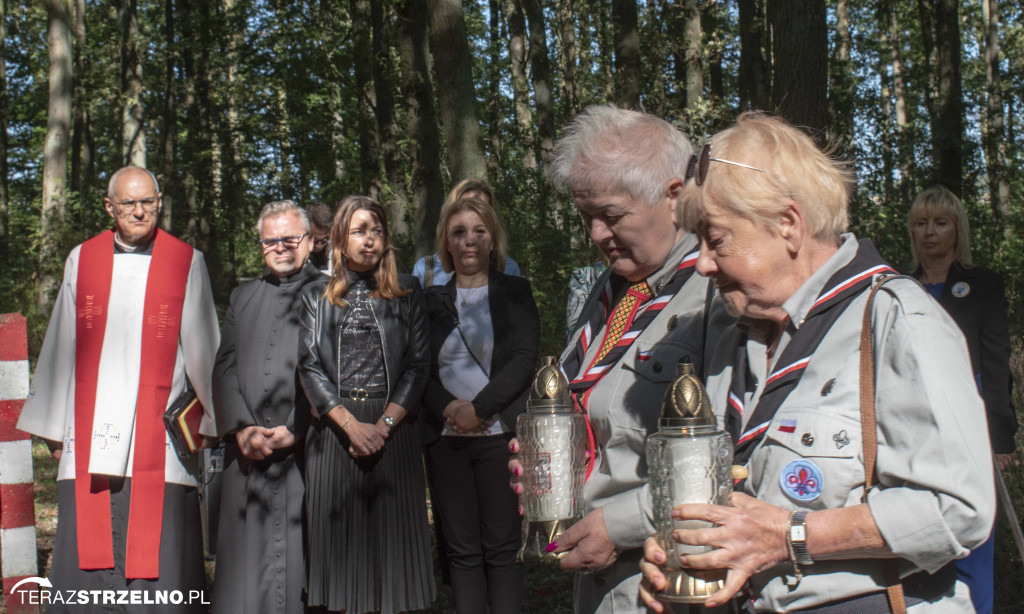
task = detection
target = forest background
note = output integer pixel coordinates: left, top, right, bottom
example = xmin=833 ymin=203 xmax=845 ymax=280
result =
xmin=2 ymin=0 xmax=1024 ymax=610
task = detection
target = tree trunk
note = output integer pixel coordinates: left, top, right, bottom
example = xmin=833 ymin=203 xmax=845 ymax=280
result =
xmin=425 ymin=0 xmax=486 ymax=182
xmin=352 ymin=0 xmax=382 ymax=201
xmin=885 ymin=0 xmax=910 ymax=201
xmin=70 ymin=0 xmax=91 ymax=194
xmin=982 ymin=0 xmax=1010 ymax=230
xmin=39 ymin=0 xmax=73 ymax=312
xmin=611 ymin=0 xmax=640 ymax=108
xmin=0 ymin=0 xmax=8 ymax=237
xmin=120 ymin=0 xmax=146 ymax=167
xmin=876 ymin=0 xmax=895 ymax=203
xmin=931 ymin=0 xmax=962 ymax=196
xmin=917 ymin=0 xmax=936 ymax=118
xmin=523 ymin=0 xmax=555 ymax=166
xmin=486 ymin=0 xmax=502 ymax=171
xmin=827 ymin=0 xmax=853 ymax=152
xmin=576 ymin=0 xmax=597 ymax=104
xmin=178 ymin=0 xmax=220 ymax=278
xmin=504 ymin=0 xmax=535 ymax=169
xmin=738 ymin=0 xmax=769 ymax=111
xmin=703 ymin=0 xmax=723 ymax=104
xmin=642 ymin=0 xmax=666 ymax=116
xmin=597 ymin=0 xmax=614 ymax=101
xmin=684 ymin=0 xmax=702 ymax=110
xmin=767 ymin=0 xmax=828 ymax=137
xmin=398 ymin=0 xmax=445 ymax=258
xmin=218 ymin=0 xmax=245 ymax=284
xmin=328 ymin=79 xmax=347 ymax=186
xmin=555 ymin=0 xmax=579 ymax=116
xmin=373 ymin=0 xmax=410 ymax=249
xmin=160 ymin=0 xmax=177 ymax=232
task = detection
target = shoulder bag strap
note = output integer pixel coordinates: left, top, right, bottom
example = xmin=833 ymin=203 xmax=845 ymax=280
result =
xmin=452 ymin=314 xmax=490 ymax=378
xmin=860 ymin=276 xmax=907 ymax=614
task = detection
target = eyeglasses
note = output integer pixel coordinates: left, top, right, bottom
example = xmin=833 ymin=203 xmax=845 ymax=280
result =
xmin=112 ymin=197 xmax=159 ymax=214
xmin=686 ymin=143 xmax=767 ymax=186
xmin=257 ymin=233 xmax=309 ymax=251
xmin=312 ymin=237 xmax=329 ymax=248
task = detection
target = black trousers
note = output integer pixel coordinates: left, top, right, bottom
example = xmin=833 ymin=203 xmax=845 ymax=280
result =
xmin=49 ymin=478 xmax=207 ymax=614
xmin=425 ymin=433 xmax=524 ymax=614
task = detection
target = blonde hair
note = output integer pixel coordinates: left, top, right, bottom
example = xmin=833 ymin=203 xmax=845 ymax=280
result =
xmin=324 ymin=195 xmax=410 ymax=307
xmin=443 ymin=177 xmax=496 ymax=212
xmin=435 ymin=196 xmax=508 ymax=274
xmin=680 ymin=112 xmax=851 ymax=244
xmin=906 ymin=185 xmax=972 ymax=269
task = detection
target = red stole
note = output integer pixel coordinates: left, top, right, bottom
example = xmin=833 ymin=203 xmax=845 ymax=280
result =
xmin=74 ymin=228 xmax=194 ymax=579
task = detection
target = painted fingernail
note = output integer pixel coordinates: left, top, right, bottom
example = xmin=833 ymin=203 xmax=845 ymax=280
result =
xmin=545 ymin=542 xmax=559 ymax=553
xmin=513 ymin=467 xmax=521 ymax=477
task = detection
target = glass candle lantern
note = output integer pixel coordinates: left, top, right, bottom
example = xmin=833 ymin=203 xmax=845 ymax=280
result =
xmin=515 ymin=356 xmax=588 ymax=562
xmin=646 ymin=362 xmax=734 ymax=602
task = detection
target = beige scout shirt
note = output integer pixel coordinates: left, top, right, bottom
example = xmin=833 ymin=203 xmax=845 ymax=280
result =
xmin=704 ymin=234 xmax=994 ymax=612
xmin=560 ymin=233 xmax=733 ymax=614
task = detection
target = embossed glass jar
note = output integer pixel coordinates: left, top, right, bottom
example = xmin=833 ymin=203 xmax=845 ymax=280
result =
xmin=516 ymin=356 xmax=588 ymax=562
xmin=646 ymin=362 xmax=734 ymax=602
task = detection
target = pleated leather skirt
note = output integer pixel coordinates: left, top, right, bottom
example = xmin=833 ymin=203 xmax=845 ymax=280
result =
xmin=304 ymin=395 xmax=436 ymax=613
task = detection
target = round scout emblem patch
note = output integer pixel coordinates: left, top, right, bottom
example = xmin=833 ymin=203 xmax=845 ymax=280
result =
xmin=951 ymin=281 xmax=970 ymax=298
xmin=780 ymin=459 xmax=823 ymax=502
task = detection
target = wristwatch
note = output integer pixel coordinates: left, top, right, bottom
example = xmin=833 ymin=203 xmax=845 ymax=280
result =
xmin=382 ymin=415 xmax=396 ymax=429
xmin=788 ymin=510 xmax=814 ymax=566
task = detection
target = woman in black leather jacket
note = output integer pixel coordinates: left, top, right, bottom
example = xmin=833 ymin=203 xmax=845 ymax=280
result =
xmin=298 ymin=195 xmax=434 ymax=614
xmin=420 ymin=195 xmax=539 ymax=614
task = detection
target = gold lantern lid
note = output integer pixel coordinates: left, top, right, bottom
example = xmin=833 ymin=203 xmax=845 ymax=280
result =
xmin=526 ymin=356 xmax=574 ymax=411
xmin=659 ymin=362 xmax=716 ymax=429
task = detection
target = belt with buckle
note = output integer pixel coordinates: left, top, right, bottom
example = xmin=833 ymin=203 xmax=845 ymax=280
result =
xmin=340 ymin=387 xmax=387 ymax=402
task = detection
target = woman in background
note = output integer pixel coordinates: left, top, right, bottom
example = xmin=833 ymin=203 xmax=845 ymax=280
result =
xmin=905 ymin=185 xmax=1017 ymax=614
xmin=298 ymin=195 xmax=434 ymax=613
xmin=420 ymin=195 xmax=539 ymax=614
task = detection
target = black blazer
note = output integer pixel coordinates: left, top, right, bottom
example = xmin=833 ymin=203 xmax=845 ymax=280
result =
xmin=420 ymin=270 xmax=540 ymax=443
xmin=298 ymin=274 xmax=430 ymax=418
xmin=908 ymin=262 xmax=1017 ymax=453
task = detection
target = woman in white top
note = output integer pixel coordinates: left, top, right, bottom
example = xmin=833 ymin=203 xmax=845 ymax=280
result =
xmin=420 ymin=195 xmax=540 ymax=614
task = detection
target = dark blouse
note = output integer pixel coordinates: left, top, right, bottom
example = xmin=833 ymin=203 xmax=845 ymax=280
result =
xmin=338 ymin=271 xmax=385 ymax=389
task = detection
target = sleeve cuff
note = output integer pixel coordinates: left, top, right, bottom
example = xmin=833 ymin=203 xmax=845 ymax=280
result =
xmin=600 ymin=485 xmax=655 ymax=550
xmin=867 ymin=487 xmax=977 ymax=572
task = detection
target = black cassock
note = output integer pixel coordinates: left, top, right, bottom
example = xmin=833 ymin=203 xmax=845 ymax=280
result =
xmin=210 ymin=262 xmax=323 ymax=614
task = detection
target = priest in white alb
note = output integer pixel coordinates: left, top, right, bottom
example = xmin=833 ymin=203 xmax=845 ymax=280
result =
xmin=17 ymin=165 xmax=220 ymax=613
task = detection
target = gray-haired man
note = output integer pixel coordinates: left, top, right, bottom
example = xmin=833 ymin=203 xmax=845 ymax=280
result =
xmin=210 ymin=200 xmax=324 ymax=614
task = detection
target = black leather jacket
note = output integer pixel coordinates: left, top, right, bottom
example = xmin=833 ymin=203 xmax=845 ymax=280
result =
xmin=298 ymin=274 xmax=429 ymax=418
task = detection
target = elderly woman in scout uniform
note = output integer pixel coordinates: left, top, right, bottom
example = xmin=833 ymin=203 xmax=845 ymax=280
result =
xmin=509 ymin=105 xmax=732 ymax=614
xmin=905 ymin=185 xmax=1017 ymax=614
xmin=639 ymin=113 xmax=995 ymax=613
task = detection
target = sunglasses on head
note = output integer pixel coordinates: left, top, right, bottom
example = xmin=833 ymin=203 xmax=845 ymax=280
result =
xmin=686 ymin=143 xmax=768 ymax=186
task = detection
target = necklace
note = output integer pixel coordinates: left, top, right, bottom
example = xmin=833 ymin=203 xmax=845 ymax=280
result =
xmin=457 ymin=288 xmax=468 ymax=308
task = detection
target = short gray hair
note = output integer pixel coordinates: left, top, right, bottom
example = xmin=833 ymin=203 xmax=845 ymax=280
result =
xmin=107 ymin=166 xmax=161 ymax=197
xmin=548 ymin=105 xmax=694 ymax=206
xmin=256 ymin=200 xmax=310 ymax=236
